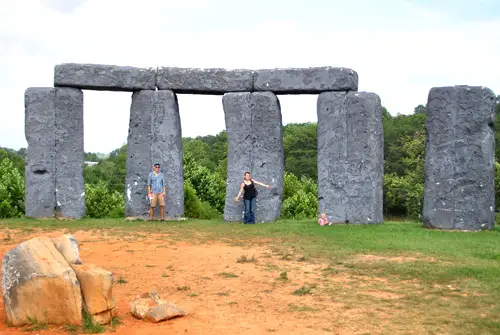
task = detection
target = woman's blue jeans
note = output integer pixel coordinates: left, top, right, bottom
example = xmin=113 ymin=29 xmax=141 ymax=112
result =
xmin=243 ymin=197 xmax=256 ymax=224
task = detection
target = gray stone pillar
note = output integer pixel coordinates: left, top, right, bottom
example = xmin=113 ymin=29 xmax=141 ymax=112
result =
xmin=24 ymin=88 xmax=56 ymax=218
xmin=222 ymin=93 xmax=253 ymax=222
xmin=152 ymin=90 xmax=184 ymax=218
xmin=251 ymin=92 xmax=284 ymax=222
xmin=423 ymin=86 xmax=496 ymax=230
xmin=54 ymin=88 xmax=85 ymax=218
xmin=125 ymin=90 xmax=184 ymax=219
xmin=317 ymin=91 xmax=383 ymax=224
xmin=125 ymin=90 xmax=153 ymax=219
xmin=222 ymin=92 xmax=284 ymax=223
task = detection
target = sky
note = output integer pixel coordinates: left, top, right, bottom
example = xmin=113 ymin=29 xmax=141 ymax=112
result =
xmin=1 ymin=0 xmax=499 ymax=153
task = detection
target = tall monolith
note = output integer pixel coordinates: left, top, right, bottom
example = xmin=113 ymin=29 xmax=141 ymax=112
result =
xmin=423 ymin=86 xmax=496 ymax=230
xmin=317 ymin=91 xmax=383 ymax=224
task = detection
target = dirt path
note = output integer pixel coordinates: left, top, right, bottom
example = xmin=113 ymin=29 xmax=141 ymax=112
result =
xmin=0 ymin=230 xmax=422 ymax=334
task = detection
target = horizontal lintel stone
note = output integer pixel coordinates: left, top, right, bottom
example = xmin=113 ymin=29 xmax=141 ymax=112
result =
xmin=253 ymin=67 xmax=358 ymax=93
xmin=54 ymin=63 xmax=156 ymax=91
xmin=156 ymin=67 xmax=253 ymax=94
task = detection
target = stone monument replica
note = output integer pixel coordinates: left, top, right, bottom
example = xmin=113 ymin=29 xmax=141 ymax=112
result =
xmin=24 ymin=63 xmax=495 ymax=229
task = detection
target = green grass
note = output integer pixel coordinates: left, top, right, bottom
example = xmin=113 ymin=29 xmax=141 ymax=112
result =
xmin=218 ymin=272 xmax=238 ymax=278
xmin=1 ymin=217 xmax=499 ymax=333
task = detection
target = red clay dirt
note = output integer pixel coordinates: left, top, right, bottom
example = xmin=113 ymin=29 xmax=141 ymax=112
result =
xmin=0 ymin=229 xmax=408 ymax=335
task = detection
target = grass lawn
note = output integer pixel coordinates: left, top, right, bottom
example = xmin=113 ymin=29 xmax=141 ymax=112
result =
xmin=0 ymin=217 xmax=499 ymax=334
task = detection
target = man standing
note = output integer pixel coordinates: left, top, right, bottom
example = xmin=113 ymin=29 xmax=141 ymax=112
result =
xmin=147 ymin=162 xmax=166 ymax=221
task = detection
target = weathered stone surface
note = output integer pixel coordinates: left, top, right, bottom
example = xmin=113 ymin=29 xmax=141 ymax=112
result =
xmin=71 ymin=263 xmax=116 ymax=324
xmin=24 ymin=88 xmax=56 ymax=218
xmin=317 ymin=91 xmax=383 ymax=224
xmin=151 ymin=90 xmax=184 ymax=219
xmin=222 ymin=92 xmax=284 ymax=222
xmin=125 ymin=90 xmax=154 ymax=219
xmin=52 ymin=234 xmax=82 ymax=265
xmin=54 ymin=63 xmax=156 ymax=91
xmin=1 ymin=237 xmax=83 ymax=326
xmin=254 ymin=67 xmax=358 ymax=94
xmin=423 ymin=86 xmax=496 ymax=230
xmin=55 ymin=88 xmax=85 ymax=218
xmin=222 ymin=93 xmax=253 ymax=221
xmin=251 ymin=92 xmax=284 ymax=222
xmin=125 ymin=90 xmax=184 ymax=219
xmin=131 ymin=292 xmax=184 ymax=323
xmin=156 ymin=67 xmax=253 ymax=94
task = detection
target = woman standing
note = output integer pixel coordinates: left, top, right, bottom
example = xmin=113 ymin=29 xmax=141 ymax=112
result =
xmin=234 ymin=171 xmax=270 ymax=224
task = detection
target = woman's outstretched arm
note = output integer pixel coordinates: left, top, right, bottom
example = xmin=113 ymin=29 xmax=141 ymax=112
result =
xmin=234 ymin=183 xmax=245 ymax=202
xmin=252 ymin=179 xmax=270 ymax=189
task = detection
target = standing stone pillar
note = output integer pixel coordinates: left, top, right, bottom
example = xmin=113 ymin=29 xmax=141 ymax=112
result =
xmin=152 ymin=90 xmax=184 ymax=218
xmin=24 ymin=87 xmax=85 ymax=219
xmin=423 ymin=86 xmax=496 ymax=230
xmin=54 ymin=88 xmax=85 ymax=218
xmin=317 ymin=92 xmax=383 ymax=224
xmin=222 ymin=92 xmax=284 ymax=222
xmin=125 ymin=90 xmax=184 ymax=220
xmin=251 ymin=92 xmax=284 ymax=222
xmin=24 ymin=88 xmax=56 ymax=218
xmin=222 ymin=93 xmax=253 ymax=221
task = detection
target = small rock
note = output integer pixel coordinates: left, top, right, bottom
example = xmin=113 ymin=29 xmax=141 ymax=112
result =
xmin=131 ymin=292 xmax=184 ymax=323
xmin=71 ymin=263 xmax=116 ymax=324
xmin=52 ymin=234 xmax=82 ymax=264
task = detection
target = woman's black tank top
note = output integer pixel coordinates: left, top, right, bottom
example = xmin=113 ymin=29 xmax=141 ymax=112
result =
xmin=243 ymin=180 xmax=257 ymax=199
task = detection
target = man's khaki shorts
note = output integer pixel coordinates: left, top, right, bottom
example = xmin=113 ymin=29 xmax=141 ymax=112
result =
xmin=150 ymin=193 xmax=165 ymax=207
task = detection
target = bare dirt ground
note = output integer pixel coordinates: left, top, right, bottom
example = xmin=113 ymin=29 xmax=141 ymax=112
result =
xmin=0 ymin=229 xmax=456 ymax=334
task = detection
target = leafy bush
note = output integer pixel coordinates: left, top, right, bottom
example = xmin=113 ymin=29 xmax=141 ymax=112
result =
xmin=0 ymin=158 xmax=25 ymax=218
xmin=184 ymin=180 xmax=220 ymax=219
xmin=281 ymin=172 xmax=318 ymax=219
xmin=184 ymin=154 xmax=225 ymax=213
xmin=85 ymin=182 xmax=124 ymax=218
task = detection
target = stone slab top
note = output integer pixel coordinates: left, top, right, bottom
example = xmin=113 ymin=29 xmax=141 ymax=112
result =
xmin=53 ymin=63 xmax=358 ymax=94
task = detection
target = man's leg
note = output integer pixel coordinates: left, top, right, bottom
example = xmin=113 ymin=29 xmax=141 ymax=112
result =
xmin=159 ymin=194 xmax=165 ymax=220
xmin=149 ymin=194 xmax=157 ymax=220
xmin=249 ymin=197 xmax=256 ymax=224
xmin=243 ymin=199 xmax=250 ymax=224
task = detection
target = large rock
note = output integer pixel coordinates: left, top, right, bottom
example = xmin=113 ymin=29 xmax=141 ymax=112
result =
xmin=125 ymin=90 xmax=154 ymax=219
xmin=1 ymin=237 xmax=83 ymax=326
xmin=222 ymin=93 xmax=253 ymax=221
xmin=317 ymin=91 xmax=383 ymax=224
xmin=125 ymin=90 xmax=184 ymax=219
xmin=151 ymin=90 xmax=184 ymax=218
xmin=156 ymin=67 xmax=253 ymax=94
xmin=52 ymin=234 xmax=82 ymax=265
xmin=222 ymin=92 xmax=284 ymax=222
xmin=423 ymin=86 xmax=496 ymax=230
xmin=131 ymin=291 xmax=184 ymax=323
xmin=54 ymin=63 xmax=156 ymax=91
xmin=24 ymin=88 xmax=56 ymax=218
xmin=71 ymin=264 xmax=116 ymax=325
xmin=54 ymin=88 xmax=85 ymax=218
xmin=253 ymin=67 xmax=358 ymax=94
xmin=251 ymin=92 xmax=284 ymax=222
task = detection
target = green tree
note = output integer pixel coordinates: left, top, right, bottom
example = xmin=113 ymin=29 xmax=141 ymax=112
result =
xmin=383 ymin=132 xmax=425 ymax=219
xmin=0 ymin=158 xmax=25 ymax=217
xmin=281 ymin=172 xmax=318 ymax=219
xmin=283 ymin=123 xmax=317 ymax=180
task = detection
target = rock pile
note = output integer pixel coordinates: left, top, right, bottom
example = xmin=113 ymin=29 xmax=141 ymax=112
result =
xmin=1 ymin=234 xmax=116 ymax=326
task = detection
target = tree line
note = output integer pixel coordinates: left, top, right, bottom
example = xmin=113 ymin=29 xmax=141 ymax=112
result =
xmin=1 ymin=97 xmax=499 ymax=219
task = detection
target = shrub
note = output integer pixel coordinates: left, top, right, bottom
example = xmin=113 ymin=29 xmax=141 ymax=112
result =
xmin=0 ymin=158 xmax=25 ymax=218
xmin=184 ymin=180 xmax=220 ymax=219
xmin=85 ymin=182 xmax=124 ymax=218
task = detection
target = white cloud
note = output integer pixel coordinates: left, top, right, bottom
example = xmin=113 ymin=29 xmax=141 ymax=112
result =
xmin=0 ymin=0 xmax=499 ymax=152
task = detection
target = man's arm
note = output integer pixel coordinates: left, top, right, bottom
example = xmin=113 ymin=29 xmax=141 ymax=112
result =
xmin=147 ymin=173 xmax=152 ymax=195
xmin=161 ymin=174 xmax=166 ymax=195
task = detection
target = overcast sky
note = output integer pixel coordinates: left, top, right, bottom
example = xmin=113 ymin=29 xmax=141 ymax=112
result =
xmin=1 ymin=0 xmax=499 ymax=153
